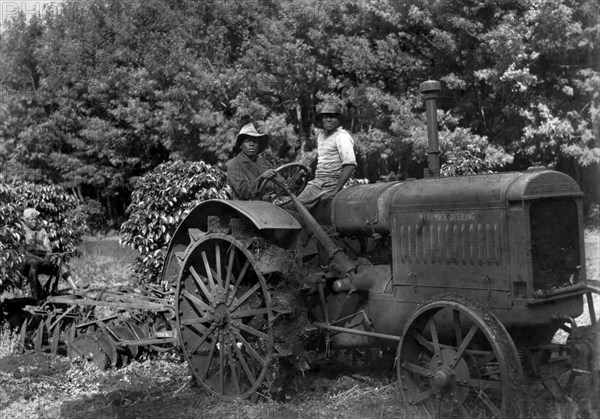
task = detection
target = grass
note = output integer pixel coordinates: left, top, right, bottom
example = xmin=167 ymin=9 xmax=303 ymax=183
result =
xmin=1 ymin=231 xmax=599 ymax=418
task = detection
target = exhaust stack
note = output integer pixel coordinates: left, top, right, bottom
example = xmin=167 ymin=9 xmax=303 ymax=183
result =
xmin=420 ymin=80 xmax=441 ymax=178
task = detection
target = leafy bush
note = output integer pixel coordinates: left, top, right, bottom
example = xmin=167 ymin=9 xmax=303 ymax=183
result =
xmin=0 ymin=181 xmax=25 ymax=289
xmin=120 ymin=160 xmax=231 ymax=285
xmin=0 ymin=178 xmax=87 ymax=289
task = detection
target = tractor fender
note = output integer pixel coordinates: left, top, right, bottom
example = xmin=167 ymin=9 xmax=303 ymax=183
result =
xmin=160 ymin=199 xmax=301 ymax=287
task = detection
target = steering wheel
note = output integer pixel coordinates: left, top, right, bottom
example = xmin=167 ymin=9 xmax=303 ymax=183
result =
xmin=266 ymin=162 xmax=311 ymax=206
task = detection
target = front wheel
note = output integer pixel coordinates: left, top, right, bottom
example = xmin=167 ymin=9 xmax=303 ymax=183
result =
xmin=397 ymin=295 xmax=524 ymax=418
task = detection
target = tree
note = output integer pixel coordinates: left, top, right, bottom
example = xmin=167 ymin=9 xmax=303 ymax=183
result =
xmin=1 ymin=0 xmax=597 ymax=221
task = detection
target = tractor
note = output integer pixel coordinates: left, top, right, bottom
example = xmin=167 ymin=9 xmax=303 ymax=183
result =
xmin=163 ymin=81 xmax=599 ymax=418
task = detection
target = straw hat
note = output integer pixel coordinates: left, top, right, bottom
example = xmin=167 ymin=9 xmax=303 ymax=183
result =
xmin=233 ymin=123 xmax=270 ymax=155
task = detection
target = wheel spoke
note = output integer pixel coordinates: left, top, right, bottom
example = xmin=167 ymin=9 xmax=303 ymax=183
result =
xmin=409 ymin=386 xmax=435 ymax=404
xmin=428 ymin=319 xmax=442 ymax=363
xmin=181 ymin=315 xmax=211 ymax=326
xmin=200 ymin=338 xmax=217 ymax=380
xmin=228 ymin=259 xmax=250 ymax=306
xmin=201 ymin=251 xmax=217 ymax=296
xmin=463 ymin=377 xmax=503 ymax=390
xmin=218 ymin=331 xmax=225 ymax=395
xmin=231 ymin=329 xmax=267 ymax=367
xmin=230 ymin=282 xmax=262 ymax=312
xmin=413 ymin=331 xmax=435 ymax=353
xmin=231 ymin=308 xmax=269 ymax=319
xmin=188 ymin=324 xmax=216 ymax=355
xmin=189 ymin=267 xmax=216 ymax=306
xmin=224 ymin=248 xmax=236 ymax=301
xmin=183 ymin=323 xmax=210 ymax=339
xmin=215 ymin=244 xmax=223 ymax=299
xmin=451 ymin=323 xmax=478 ymax=369
xmin=453 ymin=309 xmax=462 ymax=346
xmin=403 ymin=361 xmax=433 ymax=378
xmin=225 ymin=335 xmax=242 ymax=395
xmin=182 ymin=289 xmax=212 ymax=313
xmin=456 ymin=399 xmax=473 ymax=419
xmin=233 ymin=337 xmax=257 ymax=386
xmin=472 ymin=386 xmax=502 ymax=417
xmin=476 ymin=351 xmax=497 ymax=368
xmin=234 ymin=321 xmax=269 ymax=341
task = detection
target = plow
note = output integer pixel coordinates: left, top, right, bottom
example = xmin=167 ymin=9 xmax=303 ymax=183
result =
xmin=8 ymin=284 xmax=178 ymax=370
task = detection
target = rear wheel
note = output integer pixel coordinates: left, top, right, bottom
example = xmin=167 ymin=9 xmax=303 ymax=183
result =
xmin=176 ymin=233 xmax=274 ymax=400
xmin=397 ymin=296 xmax=524 ymax=419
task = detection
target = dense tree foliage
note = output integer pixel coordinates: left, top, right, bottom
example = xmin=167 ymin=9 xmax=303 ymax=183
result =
xmin=120 ymin=161 xmax=230 ymax=284
xmin=1 ymin=0 xmax=598 ymax=219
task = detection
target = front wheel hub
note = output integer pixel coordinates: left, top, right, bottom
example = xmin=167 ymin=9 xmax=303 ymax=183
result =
xmin=428 ymin=348 xmax=471 ymax=401
xmin=433 ymin=367 xmax=454 ymax=390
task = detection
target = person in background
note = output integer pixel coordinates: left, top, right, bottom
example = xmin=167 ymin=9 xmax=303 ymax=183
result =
xmin=21 ymin=208 xmax=74 ymax=299
xmin=296 ymin=101 xmax=356 ymax=209
xmin=227 ymin=123 xmax=279 ymax=201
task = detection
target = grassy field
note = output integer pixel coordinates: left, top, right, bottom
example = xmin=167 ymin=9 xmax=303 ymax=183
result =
xmin=1 ymin=231 xmax=599 ymax=418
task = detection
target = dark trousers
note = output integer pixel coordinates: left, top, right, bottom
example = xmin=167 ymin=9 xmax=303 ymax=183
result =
xmin=24 ymin=252 xmax=56 ymax=300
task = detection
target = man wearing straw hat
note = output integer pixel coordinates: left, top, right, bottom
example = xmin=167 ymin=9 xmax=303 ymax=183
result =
xmin=296 ymin=101 xmax=356 ymax=209
xmin=227 ymin=123 xmax=278 ymax=201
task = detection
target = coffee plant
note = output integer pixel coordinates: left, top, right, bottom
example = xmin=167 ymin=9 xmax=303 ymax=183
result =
xmin=120 ymin=160 xmax=231 ymax=285
xmin=0 ymin=178 xmax=87 ymax=289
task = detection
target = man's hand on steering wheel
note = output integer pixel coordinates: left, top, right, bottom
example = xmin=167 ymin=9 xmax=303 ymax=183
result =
xmin=263 ymin=163 xmax=311 ymax=205
xmin=260 ymin=169 xmax=277 ymax=180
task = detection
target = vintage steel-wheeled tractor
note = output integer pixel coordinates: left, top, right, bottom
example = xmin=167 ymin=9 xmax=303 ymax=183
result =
xmin=163 ymin=81 xmax=599 ymax=417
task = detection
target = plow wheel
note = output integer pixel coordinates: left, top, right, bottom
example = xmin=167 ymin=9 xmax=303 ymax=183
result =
xmin=69 ymin=335 xmax=110 ymax=370
xmin=95 ymin=331 xmax=118 ymax=367
xmin=176 ymin=233 xmax=274 ymax=400
xmin=110 ymin=326 xmax=138 ymax=365
xmin=397 ymin=296 xmax=523 ymax=419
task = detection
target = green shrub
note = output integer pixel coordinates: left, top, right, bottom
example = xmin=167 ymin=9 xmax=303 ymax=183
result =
xmin=0 ymin=178 xmax=87 ymax=289
xmin=0 ymin=181 xmax=25 ymax=289
xmin=9 ymin=181 xmax=88 ymax=253
xmin=120 ymin=160 xmax=231 ymax=285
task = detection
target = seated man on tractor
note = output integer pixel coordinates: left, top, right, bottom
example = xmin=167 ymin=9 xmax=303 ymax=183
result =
xmin=296 ymin=101 xmax=356 ymax=210
xmin=227 ymin=123 xmax=279 ymax=201
xmin=21 ymin=208 xmax=74 ymax=300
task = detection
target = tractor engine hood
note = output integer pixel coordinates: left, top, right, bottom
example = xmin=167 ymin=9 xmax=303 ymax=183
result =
xmin=331 ymin=169 xmax=582 ymax=236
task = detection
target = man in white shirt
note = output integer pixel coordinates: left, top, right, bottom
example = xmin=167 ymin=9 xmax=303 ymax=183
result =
xmin=297 ymin=102 xmax=356 ymax=209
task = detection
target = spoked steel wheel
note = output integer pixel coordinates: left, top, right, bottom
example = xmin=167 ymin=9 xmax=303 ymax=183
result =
xmin=397 ymin=296 xmax=524 ymax=419
xmin=176 ymin=233 xmax=274 ymax=400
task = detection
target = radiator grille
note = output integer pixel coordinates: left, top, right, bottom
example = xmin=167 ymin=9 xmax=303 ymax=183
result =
xmin=530 ymin=198 xmax=580 ymax=291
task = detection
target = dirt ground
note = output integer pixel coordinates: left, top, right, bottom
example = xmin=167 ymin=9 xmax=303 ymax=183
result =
xmin=1 ymin=231 xmax=599 ymax=418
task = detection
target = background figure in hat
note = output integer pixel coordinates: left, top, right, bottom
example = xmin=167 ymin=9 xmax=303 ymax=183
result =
xmin=227 ymin=123 xmax=279 ymax=201
xmin=21 ymin=208 xmax=73 ymax=300
xmin=296 ymin=101 xmax=356 ymax=209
